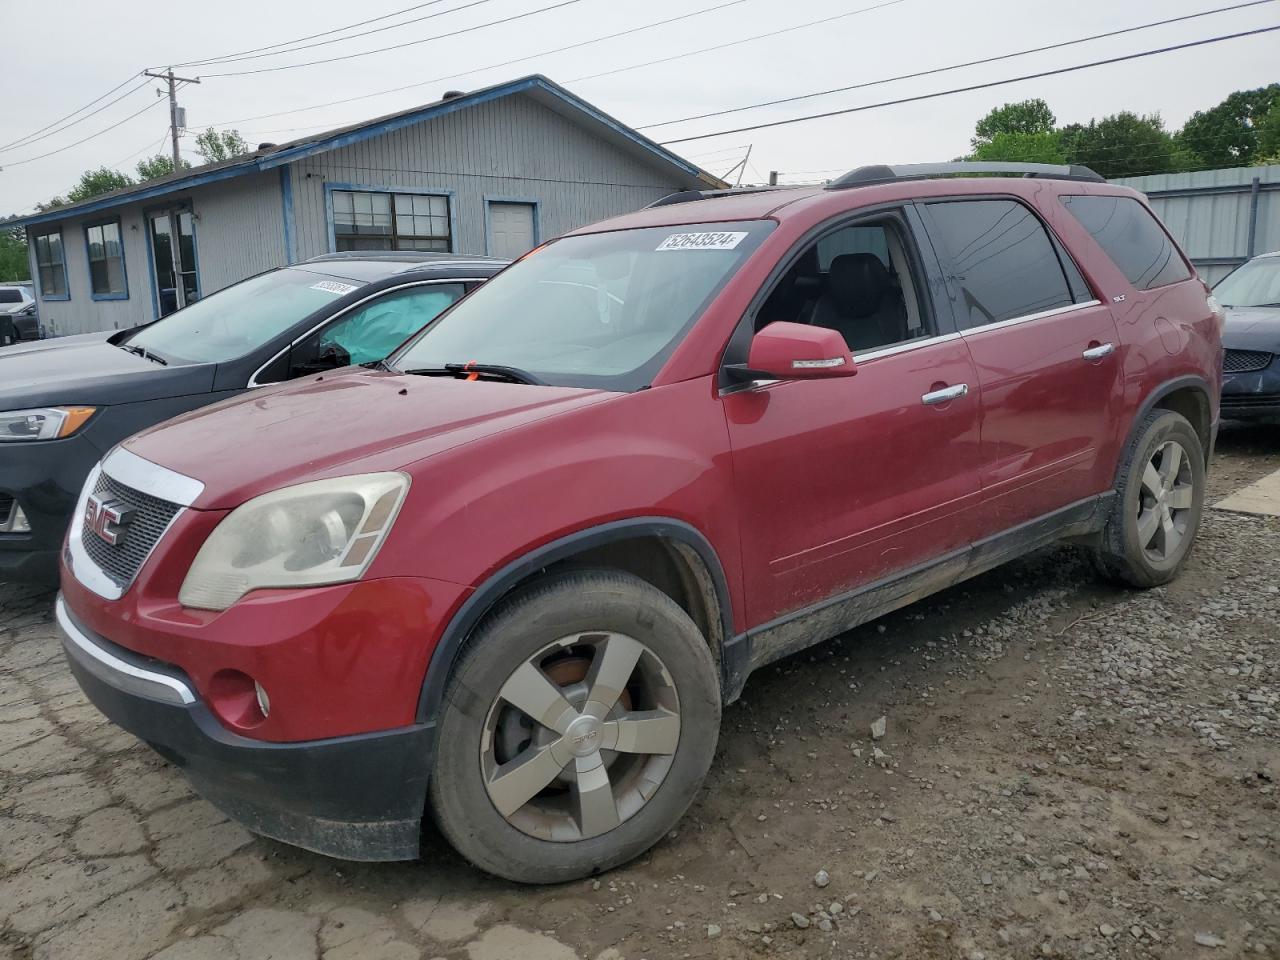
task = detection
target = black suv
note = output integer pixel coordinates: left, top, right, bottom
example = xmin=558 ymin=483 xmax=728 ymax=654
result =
xmin=0 ymin=252 xmax=506 ymax=582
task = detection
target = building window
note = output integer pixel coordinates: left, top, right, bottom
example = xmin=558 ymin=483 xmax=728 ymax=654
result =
xmin=332 ymin=189 xmax=451 ymax=252
xmin=86 ymin=220 xmax=128 ymax=299
xmin=33 ymin=230 xmax=69 ymax=299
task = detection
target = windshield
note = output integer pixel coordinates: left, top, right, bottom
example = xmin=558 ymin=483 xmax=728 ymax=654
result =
xmin=1214 ymin=256 xmax=1280 ymax=308
xmin=393 ymin=221 xmax=774 ymax=390
xmin=126 ymin=268 xmax=368 ymax=364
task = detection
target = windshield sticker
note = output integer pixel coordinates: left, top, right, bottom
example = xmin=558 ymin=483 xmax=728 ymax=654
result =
xmin=310 ymin=280 xmax=359 ymax=296
xmin=655 ymin=231 xmax=748 ymax=252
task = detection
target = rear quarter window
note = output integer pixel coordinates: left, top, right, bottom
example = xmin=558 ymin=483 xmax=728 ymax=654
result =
xmin=1061 ymin=195 xmax=1191 ymax=291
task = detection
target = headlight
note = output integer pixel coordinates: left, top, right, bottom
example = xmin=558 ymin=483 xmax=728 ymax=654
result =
xmin=0 ymin=406 xmax=96 ymax=441
xmin=178 ymin=473 xmax=410 ymax=611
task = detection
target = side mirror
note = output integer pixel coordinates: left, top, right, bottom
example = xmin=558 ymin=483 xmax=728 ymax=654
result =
xmin=728 ymin=321 xmax=856 ymax=382
xmin=292 ymin=341 xmax=351 ymax=377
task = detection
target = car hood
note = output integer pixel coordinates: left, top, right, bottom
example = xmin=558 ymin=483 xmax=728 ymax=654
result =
xmin=121 ymin=368 xmax=614 ymax=509
xmin=1222 ymin=306 xmax=1280 ymax=352
xmin=0 ymin=334 xmax=215 ymax=408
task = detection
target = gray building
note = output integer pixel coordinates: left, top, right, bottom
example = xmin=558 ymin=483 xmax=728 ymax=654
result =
xmin=1112 ymin=164 xmax=1280 ymax=285
xmin=5 ymin=75 xmax=723 ymax=336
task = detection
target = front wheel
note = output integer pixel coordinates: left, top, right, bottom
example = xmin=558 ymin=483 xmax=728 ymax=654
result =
xmin=1095 ymin=408 xmax=1206 ymax=588
xmin=429 ymin=569 xmax=721 ymax=883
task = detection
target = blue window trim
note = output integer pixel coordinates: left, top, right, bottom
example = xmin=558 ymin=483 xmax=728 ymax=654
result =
xmin=83 ymin=216 xmax=130 ymax=302
xmin=323 ymin=182 xmax=458 ymax=254
xmin=482 ymin=196 xmax=541 ymax=257
xmin=30 ymin=227 xmax=71 ymax=301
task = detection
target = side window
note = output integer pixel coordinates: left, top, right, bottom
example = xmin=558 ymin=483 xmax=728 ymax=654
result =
xmin=33 ymin=230 xmax=69 ymax=299
xmin=1061 ymin=195 xmax=1191 ymax=290
xmin=925 ymin=199 xmax=1074 ymax=329
xmin=295 ymin=284 xmax=464 ymax=373
xmin=756 ymin=217 xmax=929 ymax=353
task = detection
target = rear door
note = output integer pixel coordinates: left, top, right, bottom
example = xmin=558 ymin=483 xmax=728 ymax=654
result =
xmin=723 ymin=209 xmax=984 ymax=629
xmin=918 ymin=197 xmax=1123 ymax=533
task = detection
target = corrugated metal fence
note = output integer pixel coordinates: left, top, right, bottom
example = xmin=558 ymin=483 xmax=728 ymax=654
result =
xmin=1111 ymin=165 xmax=1280 ymax=285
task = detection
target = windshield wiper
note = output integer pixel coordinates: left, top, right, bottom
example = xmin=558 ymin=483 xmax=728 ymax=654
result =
xmin=401 ymin=362 xmax=544 ymax=385
xmin=118 ymin=343 xmax=169 ymax=366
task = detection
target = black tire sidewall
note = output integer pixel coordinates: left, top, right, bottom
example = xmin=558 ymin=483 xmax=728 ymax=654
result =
xmin=1114 ymin=410 xmax=1206 ymax=583
xmin=428 ymin=570 xmax=721 ymax=884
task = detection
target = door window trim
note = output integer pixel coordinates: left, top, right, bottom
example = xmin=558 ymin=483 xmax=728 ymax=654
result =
xmin=914 ymin=194 xmax=1095 ymax=331
xmin=248 ymin=277 xmax=485 ymax=387
xmin=954 ymin=298 xmax=1102 ymax=340
xmin=719 ymin=202 xmax=955 ymax=392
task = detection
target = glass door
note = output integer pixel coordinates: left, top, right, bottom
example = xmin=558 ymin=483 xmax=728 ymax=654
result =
xmin=148 ymin=206 xmax=199 ymax=317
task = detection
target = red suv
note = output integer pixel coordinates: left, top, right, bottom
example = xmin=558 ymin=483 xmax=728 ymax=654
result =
xmin=57 ymin=163 xmax=1221 ymax=884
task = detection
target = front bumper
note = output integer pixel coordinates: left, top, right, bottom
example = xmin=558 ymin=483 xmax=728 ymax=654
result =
xmin=57 ymin=594 xmax=434 ymax=860
xmin=1221 ymin=354 xmax=1280 ymax=421
xmin=0 ymin=434 xmax=102 ymax=584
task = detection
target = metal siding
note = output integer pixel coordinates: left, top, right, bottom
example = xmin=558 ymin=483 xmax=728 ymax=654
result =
xmin=290 ymin=93 xmax=683 ymax=260
xmin=1111 ymin=164 xmax=1280 ymax=284
xmin=188 ymin=170 xmax=287 ymax=294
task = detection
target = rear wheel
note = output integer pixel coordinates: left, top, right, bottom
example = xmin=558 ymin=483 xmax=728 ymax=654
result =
xmin=429 ymin=569 xmax=720 ymax=883
xmin=1095 ymin=409 xmax=1205 ymax=587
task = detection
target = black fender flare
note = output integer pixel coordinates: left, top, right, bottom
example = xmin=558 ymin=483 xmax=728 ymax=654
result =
xmin=415 ymin=516 xmax=736 ymax=724
xmin=1113 ymin=374 xmax=1215 ymax=484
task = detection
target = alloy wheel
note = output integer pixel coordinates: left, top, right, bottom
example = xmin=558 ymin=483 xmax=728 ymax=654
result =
xmin=1136 ymin=439 xmax=1195 ymax=562
xmin=480 ymin=631 xmax=681 ymax=842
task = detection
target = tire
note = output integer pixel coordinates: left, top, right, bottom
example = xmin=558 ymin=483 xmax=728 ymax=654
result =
xmin=1095 ymin=408 xmax=1206 ymax=588
xmin=428 ymin=568 xmax=721 ymax=884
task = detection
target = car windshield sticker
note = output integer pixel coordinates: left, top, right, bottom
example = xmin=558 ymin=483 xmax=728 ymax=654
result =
xmin=310 ymin=280 xmax=359 ymax=296
xmin=655 ymin=231 xmax=748 ymax=252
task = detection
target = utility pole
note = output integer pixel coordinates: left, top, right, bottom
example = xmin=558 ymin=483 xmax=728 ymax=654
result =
xmin=144 ymin=68 xmax=200 ymax=167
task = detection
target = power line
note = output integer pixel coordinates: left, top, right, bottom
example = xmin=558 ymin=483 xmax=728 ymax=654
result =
xmin=201 ymin=0 xmax=590 ymax=78
xmin=0 ymin=74 xmax=145 ymax=153
xmin=2 ymin=97 xmax=170 ymax=167
xmin=202 ymin=0 xmax=752 ymax=126
xmin=658 ymin=25 xmax=1280 ymax=145
xmin=172 ymin=0 xmax=482 ymax=67
xmin=568 ymin=0 xmax=905 ymax=84
xmin=639 ymin=0 xmax=1277 ymax=130
xmin=173 ymin=0 xmax=504 ymax=70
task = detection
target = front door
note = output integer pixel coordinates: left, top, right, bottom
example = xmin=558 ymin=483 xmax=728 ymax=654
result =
xmin=148 ymin=207 xmax=199 ymax=317
xmin=919 ymin=197 xmax=1124 ymax=531
xmin=488 ymin=202 xmax=537 ymax=258
xmin=724 ymin=213 xmax=984 ymax=630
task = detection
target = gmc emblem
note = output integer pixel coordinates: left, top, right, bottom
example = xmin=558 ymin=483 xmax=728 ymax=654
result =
xmin=84 ymin=495 xmax=134 ymax=546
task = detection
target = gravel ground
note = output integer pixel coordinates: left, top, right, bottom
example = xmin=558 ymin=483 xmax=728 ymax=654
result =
xmin=1 ymin=424 xmax=1277 ymax=960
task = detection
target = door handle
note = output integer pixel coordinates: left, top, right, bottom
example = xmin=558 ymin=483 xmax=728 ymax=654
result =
xmin=1082 ymin=342 xmax=1116 ymax=361
xmin=921 ymin=383 xmax=968 ymax=406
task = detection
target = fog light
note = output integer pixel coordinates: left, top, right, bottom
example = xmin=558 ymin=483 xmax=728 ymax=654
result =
xmin=255 ymin=682 xmax=271 ymax=718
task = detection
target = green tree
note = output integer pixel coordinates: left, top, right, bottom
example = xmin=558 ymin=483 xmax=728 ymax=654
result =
xmin=971 ymin=130 xmax=1066 ymax=164
xmin=1179 ymin=84 xmax=1280 ymax=169
xmin=972 ymin=99 xmax=1056 ymax=148
xmin=1256 ymin=97 xmax=1280 ymax=162
xmin=0 ymin=226 xmax=29 ymax=282
xmin=136 ymin=154 xmax=192 ymax=181
xmin=1063 ymin=112 xmax=1176 ymax=179
xmin=194 ymin=128 xmax=249 ymax=164
xmin=65 ymin=167 xmax=134 ymax=203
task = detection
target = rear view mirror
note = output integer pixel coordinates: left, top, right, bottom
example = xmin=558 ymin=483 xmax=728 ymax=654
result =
xmin=728 ymin=322 xmax=856 ymax=382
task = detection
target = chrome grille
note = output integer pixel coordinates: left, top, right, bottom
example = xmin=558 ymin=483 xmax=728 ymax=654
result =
xmin=80 ymin=471 xmax=181 ymax=588
xmin=1223 ymin=349 xmax=1273 ymax=374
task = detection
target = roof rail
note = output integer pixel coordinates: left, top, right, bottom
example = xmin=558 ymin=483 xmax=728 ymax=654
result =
xmin=644 ymin=185 xmax=789 ymax=208
xmin=826 ymin=162 xmax=1105 ymax=190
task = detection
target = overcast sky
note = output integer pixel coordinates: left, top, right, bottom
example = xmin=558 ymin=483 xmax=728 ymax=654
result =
xmin=2 ymin=0 xmax=1276 ymax=214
